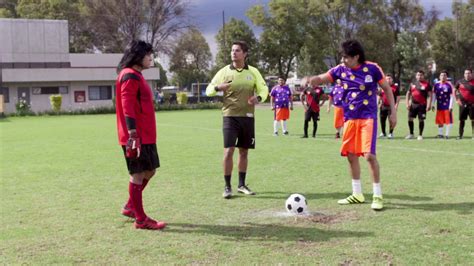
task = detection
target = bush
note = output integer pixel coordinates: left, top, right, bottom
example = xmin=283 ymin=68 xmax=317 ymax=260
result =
xmin=15 ymin=98 xmax=32 ymax=116
xmin=49 ymin=95 xmax=62 ymax=112
xmin=176 ymin=92 xmax=188 ymax=105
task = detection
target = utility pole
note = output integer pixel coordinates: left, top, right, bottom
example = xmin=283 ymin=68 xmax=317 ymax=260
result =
xmin=222 ymin=10 xmax=226 ymax=50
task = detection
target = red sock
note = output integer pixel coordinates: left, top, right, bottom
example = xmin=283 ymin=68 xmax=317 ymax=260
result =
xmin=125 ymin=178 xmax=150 ymax=209
xmin=129 ymin=182 xmax=147 ymax=222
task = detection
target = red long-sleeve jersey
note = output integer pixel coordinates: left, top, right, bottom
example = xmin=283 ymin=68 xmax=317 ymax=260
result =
xmin=115 ymin=68 xmax=156 ymax=145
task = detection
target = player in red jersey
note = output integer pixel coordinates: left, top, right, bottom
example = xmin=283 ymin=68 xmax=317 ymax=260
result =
xmin=455 ymin=68 xmax=474 ymax=139
xmin=300 ymin=85 xmax=325 ymax=138
xmin=116 ymin=40 xmax=166 ymax=230
xmin=405 ymin=70 xmax=432 ymax=140
xmin=378 ymin=74 xmax=400 ymax=139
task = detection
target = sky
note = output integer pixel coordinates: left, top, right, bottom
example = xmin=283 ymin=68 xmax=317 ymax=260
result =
xmin=186 ymin=0 xmax=454 ymax=60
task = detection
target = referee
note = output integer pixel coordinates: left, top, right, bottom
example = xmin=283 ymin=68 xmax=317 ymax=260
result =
xmin=206 ymin=40 xmax=268 ymax=199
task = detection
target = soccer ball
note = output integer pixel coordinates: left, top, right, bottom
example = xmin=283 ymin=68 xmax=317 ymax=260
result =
xmin=285 ymin=194 xmax=308 ymax=215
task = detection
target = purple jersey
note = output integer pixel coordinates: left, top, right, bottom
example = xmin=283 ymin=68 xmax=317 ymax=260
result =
xmin=329 ymin=84 xmax=344 ymax=107
xmin=270 ymin=85 xmax=292 ymax=108
xmin=328 ymin=62 xmax=384 ymax=120
xmin=433 ymin=82 xmax=453 ymax=110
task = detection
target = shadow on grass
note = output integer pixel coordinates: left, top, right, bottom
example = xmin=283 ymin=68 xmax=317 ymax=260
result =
xmin=255 ymin=191 xmax=433 ymax=201
xmin=166 ymin=222 xmax=373 ymax=242
xmin=390 ymin=202 xmax=473 ymax=214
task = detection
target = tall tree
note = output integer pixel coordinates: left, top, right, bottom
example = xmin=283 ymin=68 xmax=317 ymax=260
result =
xmin=214 ymin=18 xmax=258 ymax=70
xmin=0 ymin=0 xmax=19 ymax=18
xmin=169 ymin=28 xmax=211 ymax=89
xmin=247 ymin=1 xmax=310 ymax=79
xmin=82 ymin=0 xmax=190 ymax=53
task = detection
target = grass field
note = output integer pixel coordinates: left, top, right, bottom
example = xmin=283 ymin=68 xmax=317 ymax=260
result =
xmin=1 ymin=104 xmax=473 ymax=264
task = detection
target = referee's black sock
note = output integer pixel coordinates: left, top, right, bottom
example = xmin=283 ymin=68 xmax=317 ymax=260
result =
xmin=419 ymin=121 xmax=425 ymax=136
xmin=238 ymin=172 xmax=246 ymax=187
xmin=224 ymin=175 xmax=231 ymax=188
xmin=408 ymin=121 xmax=414 ymax=135
xmin=380 ymin=117 xmax=386 ymax=135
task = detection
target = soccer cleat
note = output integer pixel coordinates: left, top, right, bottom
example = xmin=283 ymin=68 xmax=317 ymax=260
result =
xmin=456 ymin=136 xmax=463 ymax=140
xmin=273 ymin=132 xmax=278 ymax=136
xmin=371 ymin=196 xmax=384 ymax=210
xmin=283 ymin=131 xmax=289 ymax=135
xmin=337 ymin=194 xmax=365 ymax=205
xmin=335 ymin=132 xmax=340 ymax=139
xmin=387 ymin=133 xmax=393 ymax=139
xmin=417 ymin=135 xmax=423 ymax=140
xmin=378 ymin=133 xmax=386 ymax=138
xmin=237 ymin=185 xmax=256 ymax=195
xmin=301 ymin=135 xmax=308 ymax=138
xmin=405 ymin=134 xmax=415 ymax=139
xmin=222 ymin=186 xmax=232 ymax=199
xmin=436 ymin=134 xmax=444 ymax=139
xmin=121 ymin=207 xmax=135 ymax=219
xmin=445 ymin=136 xmax=449 ymax=140
xmin=134 ymin=217 xmax=167 ymax=230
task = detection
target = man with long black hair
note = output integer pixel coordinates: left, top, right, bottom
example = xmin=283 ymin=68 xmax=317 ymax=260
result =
xmin=302 ymin=40 xmax=397 ymax=210
xmin=116 ymin=40 xmax=166 ymax=230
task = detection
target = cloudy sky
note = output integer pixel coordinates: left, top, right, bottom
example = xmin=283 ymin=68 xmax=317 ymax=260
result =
xmin=186 ymin=0 xmax=454 ymax=60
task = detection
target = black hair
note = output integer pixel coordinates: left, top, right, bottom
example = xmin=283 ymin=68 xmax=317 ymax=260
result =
xmin=386 ymin=74 xmax=393 ymax=78
xmin=117 ymin=40 xmax=153 ymax=73
xmin=341 ymin=39 xmax=366 ymax=64
xmin=232 ymin=40 xmax=249 ymax=53
xmin=440 ymin=69 xmax=449 ymax=76
xmin=465 ymin=68 xmax=472 ymax=73
xmin=417 ymin=70 xmax=425 ymax=75
xmin=278 ymin=76 xmax=286 ymax=81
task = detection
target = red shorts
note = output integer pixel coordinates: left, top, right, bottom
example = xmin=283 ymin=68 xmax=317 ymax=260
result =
xmin=333 ymin=106 xmax=344 ymax=129
xmin=435 ymin=110 xmax=453 ymax=125
xmin=275 ymin=108 xmax=290 ymax=121
xmin=341 ymin=118 xmax=377 ymax=156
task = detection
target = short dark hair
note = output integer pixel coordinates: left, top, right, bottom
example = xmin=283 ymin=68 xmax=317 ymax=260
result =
xmin=440 ymin=69 xmax=449 ymax=76
xmin=465 ymin=68 xmax=472 ymax=73
xmin=341 ymin=39 xmax=366 ymax=64
xmin=278 ymin=76 xmax=286 ymax=81
xmin=386 ymin=74 xmax=393 ymax=78
xmin=117 ymin=40 xmax=153 ymax=73
xmin=232 ymin=40 xmax=249 ymax=53
xmin=417 ymin=70 xmax=425 ymax=75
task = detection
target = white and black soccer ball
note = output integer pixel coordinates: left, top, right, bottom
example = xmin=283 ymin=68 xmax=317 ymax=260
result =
xmin=285 ymin=194 xmax=308 ymax=215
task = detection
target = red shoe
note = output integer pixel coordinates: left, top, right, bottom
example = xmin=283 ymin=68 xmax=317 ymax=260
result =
xmin=121 ymin=207 xmax=135 ymax=219
xmin=134 ymin=217 xmax=167 ymax=230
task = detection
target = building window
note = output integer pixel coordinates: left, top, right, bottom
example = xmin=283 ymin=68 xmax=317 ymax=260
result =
xmin=89 ymin=86 xmax=112 ymax=100
xmin=0 ymin=87 xmax=9 ymax=103
xmin=32 ymin=86 xmax=68 ymax=95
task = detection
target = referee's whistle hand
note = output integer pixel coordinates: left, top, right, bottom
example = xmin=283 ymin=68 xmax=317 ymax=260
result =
xmin=248 ymin=96 xmax=259 ymax=105
xmin=219 ymin=83 xmax=231 ymax=92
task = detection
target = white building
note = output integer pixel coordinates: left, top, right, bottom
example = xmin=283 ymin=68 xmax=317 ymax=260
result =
xmin=0 ymin=18 xmax=160 ymax=114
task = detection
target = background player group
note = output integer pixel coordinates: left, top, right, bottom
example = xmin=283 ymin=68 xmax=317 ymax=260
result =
xmin=115 ymin=38 xmax=473 ymax=230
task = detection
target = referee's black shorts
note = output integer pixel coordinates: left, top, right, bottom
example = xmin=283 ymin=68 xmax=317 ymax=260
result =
xmin=223 ymin=116 xmax=255 ymax=149
xmin=408 ymin=103 xmax=427 ymax=120
xmin=121 ymin=144 xmax=160 ymax=175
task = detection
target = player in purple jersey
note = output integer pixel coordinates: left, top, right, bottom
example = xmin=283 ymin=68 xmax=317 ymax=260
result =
xmin=432 ymin=70 xmax=455 ymax=139
xmin=270 ymin=77 xmax=293 ymax=136
xmin=327 ymin=79 xmax=345 ymax=138
xmin=301 ymin=40 xmax=396 ymax=210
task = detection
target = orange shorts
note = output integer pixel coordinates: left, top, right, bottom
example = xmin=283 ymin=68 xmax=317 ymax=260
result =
xmin=435 ymin=110 xmax=453 ymax=125
xmin=341 ymin=118 xmax=377 ymax=156
xmin=275 ymin=108 xmax=290 ymax=121
xmin=333 ymin=106 xmax=344 ymax=129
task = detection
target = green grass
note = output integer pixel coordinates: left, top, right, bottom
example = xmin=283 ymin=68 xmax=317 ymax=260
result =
xmin=1 ymin=105 xmax=473 ymax=264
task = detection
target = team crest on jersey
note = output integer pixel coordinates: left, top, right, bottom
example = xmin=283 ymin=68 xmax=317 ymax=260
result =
xmin=365 ymin=75 xmax=373 ymax=83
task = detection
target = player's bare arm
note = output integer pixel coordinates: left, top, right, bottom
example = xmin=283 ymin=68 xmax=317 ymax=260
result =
xmin=380 ymin=79 xmax=397 ymax=128
xmin=405 ymin=89 xmax=411 ymax=110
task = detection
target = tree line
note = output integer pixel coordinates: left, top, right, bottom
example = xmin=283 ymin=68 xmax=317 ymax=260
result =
xmin=1 ymin=0 xmax=473 ymax=89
